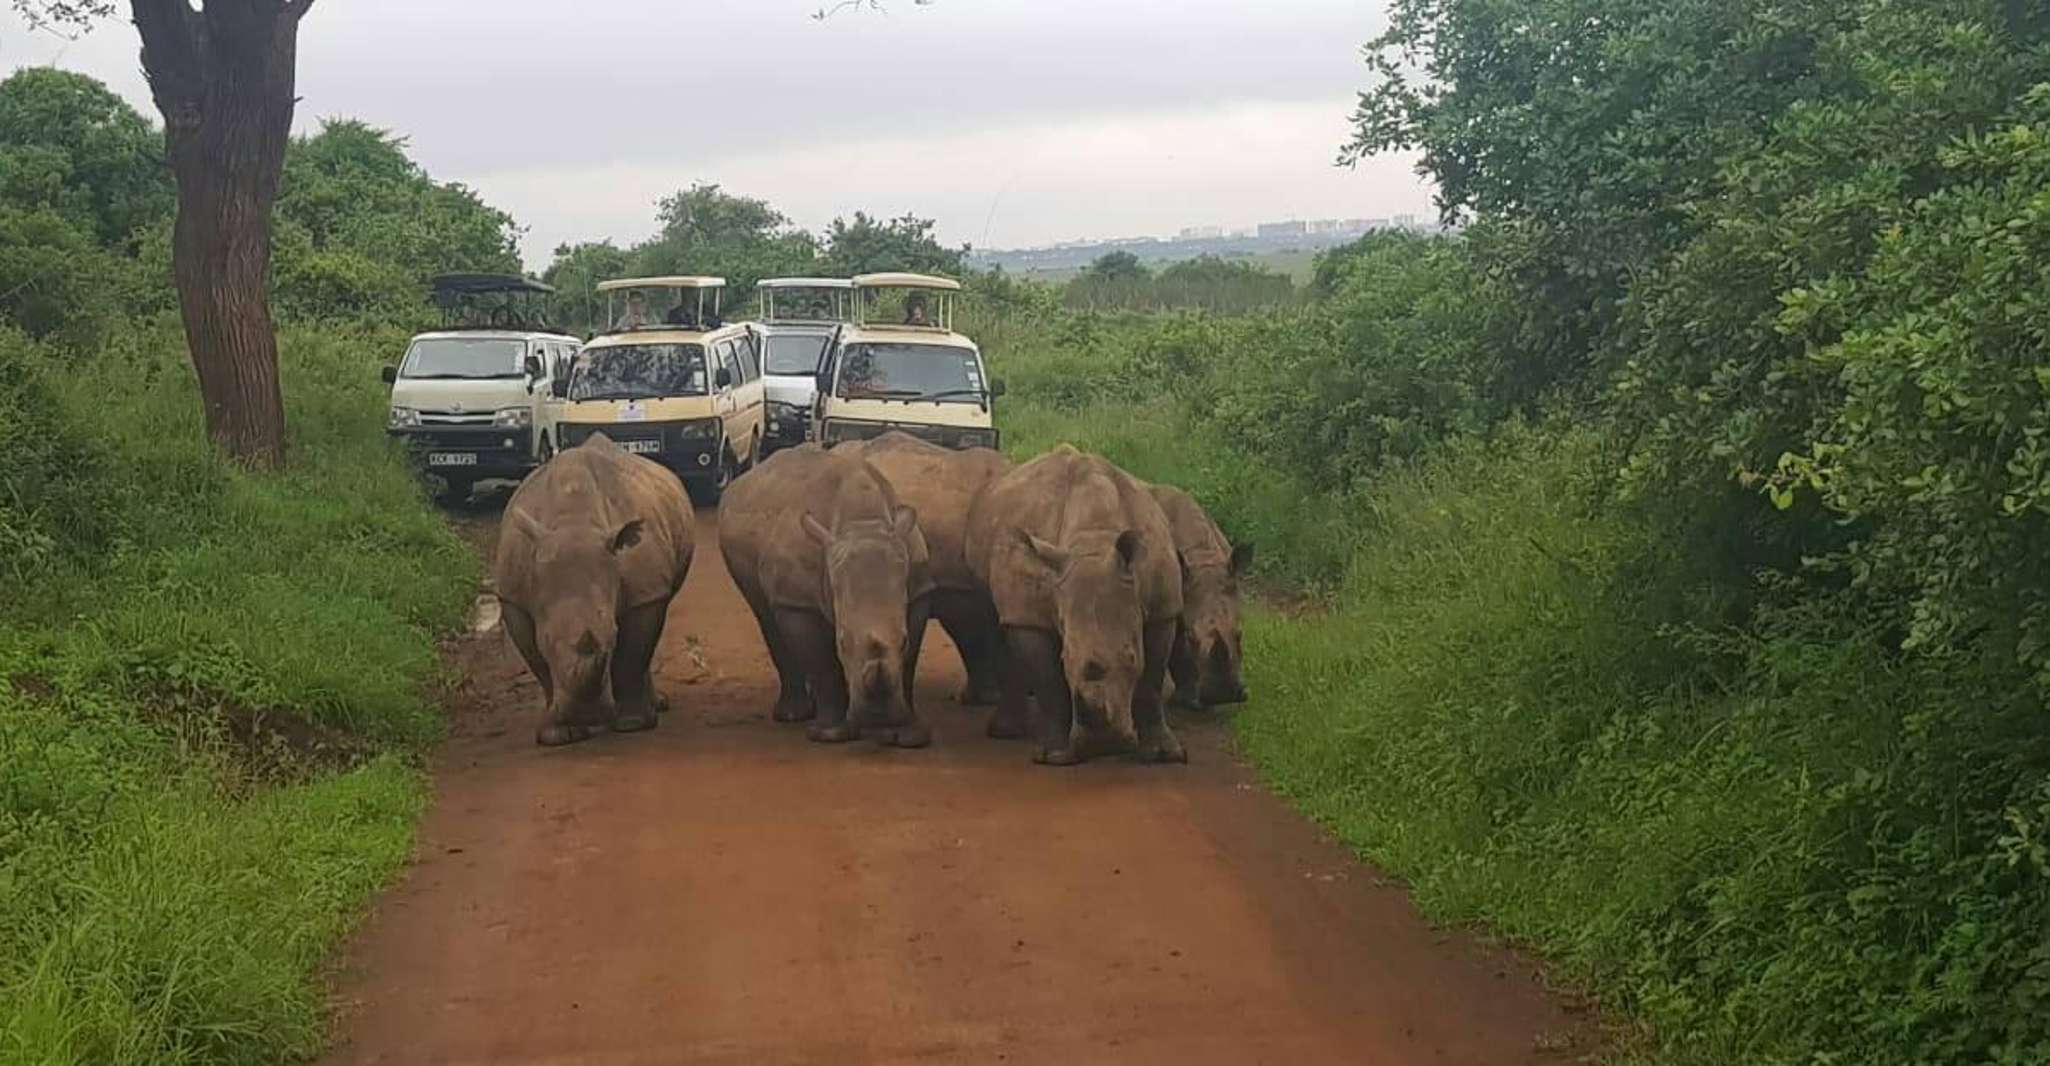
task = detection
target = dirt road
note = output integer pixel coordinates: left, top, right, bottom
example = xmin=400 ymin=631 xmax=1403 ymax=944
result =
xmin=322 ymin=510 xmax=1594 ymax=1065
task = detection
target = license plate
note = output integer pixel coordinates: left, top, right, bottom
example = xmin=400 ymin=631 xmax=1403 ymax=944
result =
xmin=427 ymin=452 xmax=478 ymax=466
xmin=621 ymin=439 xmax=661 ymax=455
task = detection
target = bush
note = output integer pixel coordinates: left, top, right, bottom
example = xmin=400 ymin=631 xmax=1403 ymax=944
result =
xmin=0 ymin=320 xmax=474 ymax=1062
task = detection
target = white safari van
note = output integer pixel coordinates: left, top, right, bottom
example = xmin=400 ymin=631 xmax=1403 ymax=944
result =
xmin=753 ymin=277 xmax=851 ymax=454
xmin=546 ymin=276 xmax=765 ymax=502
xmin=810 ymin=273 xmax=1004 ymax=451
xmin=383 ymin=273 xmax=583 ymax=502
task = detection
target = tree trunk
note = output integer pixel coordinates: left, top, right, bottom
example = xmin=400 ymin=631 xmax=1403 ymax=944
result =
xmin=132 ymin=0 xmax=314 ymax=470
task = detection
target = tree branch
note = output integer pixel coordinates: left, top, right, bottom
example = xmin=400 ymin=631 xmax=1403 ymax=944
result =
xmin=130 ymin=0 xmax=203 ymax=125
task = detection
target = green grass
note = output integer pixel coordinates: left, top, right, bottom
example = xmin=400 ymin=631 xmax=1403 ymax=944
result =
xmin=984 ymin=305 xmax=2050 ymax=1064
xmin=0 ymin=318 xmax=473 ymax=1064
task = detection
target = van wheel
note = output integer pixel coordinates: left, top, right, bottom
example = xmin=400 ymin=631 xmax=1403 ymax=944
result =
xmin=687 ymin=450 xmax=731 ymax=506
xmin=741 ymin=433 xmax=760 ymax=473
xmin=436 ymin=475 xmax=475 ymax=507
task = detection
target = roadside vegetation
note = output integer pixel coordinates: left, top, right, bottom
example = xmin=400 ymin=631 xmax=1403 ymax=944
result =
xmin=0 ymin=70 xmax=480 ymax=1064
xmin=977 ymin=3 xmax=2050 ymax=1061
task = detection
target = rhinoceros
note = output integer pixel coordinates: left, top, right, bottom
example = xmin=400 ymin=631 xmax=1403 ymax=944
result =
xmin=493 ymin=433 xmax=696 ymax=746
xmin=965 ymin=444 xmax=1186 ymax=765
xmin=719 ymin=445 xmax=936 ymax=747
xmin=843 ymin=432 xmax=1012 ymax=707
xmin=1147 ymin=484 xmax=1252 ymax=708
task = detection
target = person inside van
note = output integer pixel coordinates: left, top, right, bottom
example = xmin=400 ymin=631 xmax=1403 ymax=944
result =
xmin=904 ymin=294 xmax=930 ymax=325
xmin=615 ymin=290 xmax=648 ymax=330
xmin=665 ymin=296 xmax=699 ymax=328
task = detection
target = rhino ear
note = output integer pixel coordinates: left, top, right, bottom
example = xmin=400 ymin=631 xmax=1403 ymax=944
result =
xmin=1114 ymin=529 xmax=1141 ymax=571
xmin=801 ymin=512 xmax=833 ymax=547
xmin=1021 ymin=531 xmax=1070 ymax=573
xmin=609 ymin=518 xmax=644 ymax=554
xmin=891 ymin=505 xmax=919 ymax=540
xmin=1230 ymin=541 xmax=1255 ymax=575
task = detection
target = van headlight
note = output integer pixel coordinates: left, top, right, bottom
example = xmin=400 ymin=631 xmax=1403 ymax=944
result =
xmin=494 ymin=408 xmax=532 ymax=429
xmin=674 ymin=419 xmax=719 ymax=440
xmin=388 ymin=407 xmax=420 ymax=429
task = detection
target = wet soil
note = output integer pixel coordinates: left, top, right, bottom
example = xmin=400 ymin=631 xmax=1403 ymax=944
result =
xmin=321 ymin=508 xmax=1596 ymax=1065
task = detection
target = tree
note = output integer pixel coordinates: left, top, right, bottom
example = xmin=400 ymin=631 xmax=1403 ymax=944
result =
xmin=17 ymin=0 xmax=318 ymax=469
xmin=0 ymin=67 xmax=173 ymax=247
xmin=820 ymin=211 xmax=966 ymax=276
xmin=629 ymin=183 xmax=818 ymax=310
xmin=1085 ymin=250 xmax=1149 ymax=283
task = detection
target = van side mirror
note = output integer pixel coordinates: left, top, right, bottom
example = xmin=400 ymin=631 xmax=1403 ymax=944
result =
xmin=989 ymin=377 xmax=1007 ymax=398
xmin=381 ymin=365 xmax=398 ymax=385
xmin=715 ymin=366 xmax=733 ymax=389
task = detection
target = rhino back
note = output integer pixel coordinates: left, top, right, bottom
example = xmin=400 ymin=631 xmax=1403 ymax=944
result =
xmin=969 ymin=447 xmax=1180 ymax=630
xmin=723 ymin=446 xmax=923 ymax=612
xmin=495 ymin=437 xmax=694 ymax=610
xmin=494 ymin=438 xmax=697 ymax=610
xmin=1149 ymin=483 xmax=1230 ymax=564
xmin=855 ymin=434 xmax=1009 ymax=592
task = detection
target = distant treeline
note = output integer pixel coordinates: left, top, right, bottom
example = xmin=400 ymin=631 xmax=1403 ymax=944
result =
xmin=1061 ymin=252 xmax=1296 ymax=313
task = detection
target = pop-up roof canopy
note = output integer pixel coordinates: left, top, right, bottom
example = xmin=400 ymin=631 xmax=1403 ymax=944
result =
xmin=852 ymin=273 xmax=961 ymax=330
xmin=429 ymin=273 xmax=555 ymax=296
xmin=597 ymin=276 xmax=727 ymax=292
xmin=595 ymin=276 xmax=727 ymax=333
xmin=759 ymin=277 xmax=853 ymax=290
xmin=852 ymin=272 xmax=961 ymax=292
xmin=759 ymin=277 xmax=853 ymax=325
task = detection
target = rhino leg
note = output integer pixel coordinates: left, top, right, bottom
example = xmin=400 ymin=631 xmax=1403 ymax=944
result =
xmin=1005 ymin=627 xmax=1080 ymax=766
xmin=506 ymin=603 xmax=590 ymax=746
xmin=1132 ymin=619 xmax=1186 ymax=764
xmin=1166 ymin=622 xmax=1201 ymax=711
xmin=502 ymin=603 xmax=553 ymax=707
xmin=781 ymin=608 xmax=856 ymax=743
xmin=608 ymin=599 xmax=668 ymax=734
xmin=742 ymin=587 xmax=813 ymax=722
xmin=985 ymin=631 xmax=1033 ymax=741
xmin=880 ymin=596 xmax=933 ymax=749
xmin=935 ymin=593 xmax=1003 ymax=707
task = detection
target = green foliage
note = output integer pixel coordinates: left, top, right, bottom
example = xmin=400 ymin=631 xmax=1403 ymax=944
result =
xmin=0 ymin=320 xmax=473 ymax=1061
xmin=271 ymin=120 xmax=523 ymax=325
xmin=1232 ymin=430 xmax=2050 ymax=1065
xmin=818 ymin=210 xmax=967 ymax=276
xmin=1064 ymin=253 xmax=1296 ymax=312
xmin=627 ymin=183 xmax=820 ymax=314
xmin=0 ymin=67 xmax=172 ymax=247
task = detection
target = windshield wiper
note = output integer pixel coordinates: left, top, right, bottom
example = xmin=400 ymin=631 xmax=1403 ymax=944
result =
xmin=849 ymin=388 xmax=927 ymax=400
xmin=915 ymin=388 xmax=987 ymax=402
xmin=406 ymin=372 xmax=522 ymax=380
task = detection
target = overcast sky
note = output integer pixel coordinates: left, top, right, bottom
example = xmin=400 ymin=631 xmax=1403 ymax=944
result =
xmin=1 ymin=0 xmax=1434 ymax=269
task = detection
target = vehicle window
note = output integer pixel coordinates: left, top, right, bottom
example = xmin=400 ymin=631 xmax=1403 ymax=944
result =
xmin=738 ymin=334 xmax=761 ymax=382
xmin=553 ymin=345 xmax=573 ymax=382
xmin=400 ymin=337 xmax=526 ymax=379
xmin=764 ymin=333 xmax=829 ymax=376
xmin=834 ymin=343 xmax=985 ymax=402
xmin=568 ymin=343 xmax=708 ymax=401
xmin=718 ymin=341 xmax=742 ymax=388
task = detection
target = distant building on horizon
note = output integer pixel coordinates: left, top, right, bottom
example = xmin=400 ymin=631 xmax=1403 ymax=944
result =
xmin=1257 ymin=220 xmax=1308 ymax=239
xmin=1178 ymin=225 xmax=1224 ymax=240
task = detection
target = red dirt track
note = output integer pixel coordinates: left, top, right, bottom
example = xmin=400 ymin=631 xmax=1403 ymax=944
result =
xmin=321 ymin=509 xmax=1594 ymax=1065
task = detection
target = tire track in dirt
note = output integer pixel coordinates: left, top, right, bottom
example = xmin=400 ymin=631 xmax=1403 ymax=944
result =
xmin=321 ymin=507 xmax=1596 ymax=1065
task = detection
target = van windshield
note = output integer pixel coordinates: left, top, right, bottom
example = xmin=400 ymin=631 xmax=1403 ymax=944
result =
xmin=401 ymin=337 xmax=526 ymax=380
xmin=569 ymin=343 xmax=708 ymax=401
xmin=765 ymin=333 xmax=830 ymax=376
xmin=834 ymin=343 xmax=984 ymax=402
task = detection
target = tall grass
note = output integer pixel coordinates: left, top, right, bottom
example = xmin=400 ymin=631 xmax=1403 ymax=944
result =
xmin=0 ymin=318 xmax=473 ymax=1063
xmin=982 ymin=300 xmax=2050 ymax=1064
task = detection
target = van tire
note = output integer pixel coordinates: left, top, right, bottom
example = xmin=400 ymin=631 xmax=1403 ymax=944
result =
xmin=436 ymin=475 xmax=475 ymax=507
